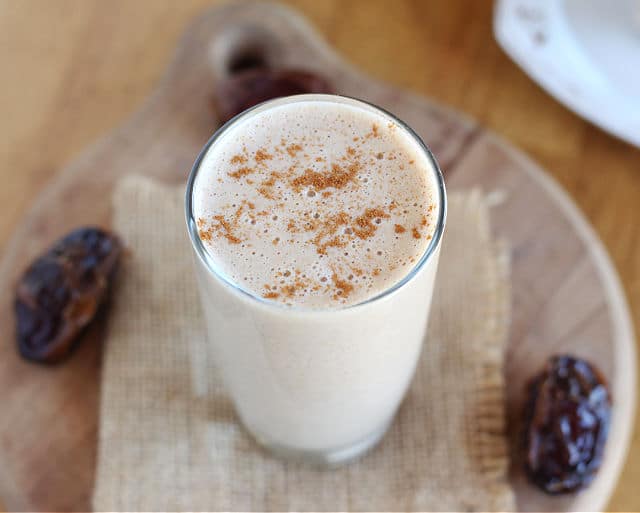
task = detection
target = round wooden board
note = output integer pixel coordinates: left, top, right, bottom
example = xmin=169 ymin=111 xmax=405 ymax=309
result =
xmin=0 ymin=3 xmax=635 ymax=511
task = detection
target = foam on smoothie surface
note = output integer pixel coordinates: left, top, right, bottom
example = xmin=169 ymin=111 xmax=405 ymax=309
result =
xmin=193 ymin=99 xmax=439 ymax=308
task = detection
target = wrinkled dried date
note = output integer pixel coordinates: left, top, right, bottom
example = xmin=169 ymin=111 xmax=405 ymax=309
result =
xmin=15 ymin=227 xmax=122 ymax=364
xmin=213 ymin=69 xmax=333 ymax=123
xmin=523 ymin=355 xmax=611 ymax=494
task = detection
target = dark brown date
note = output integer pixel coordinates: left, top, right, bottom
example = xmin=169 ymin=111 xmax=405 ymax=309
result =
xmin=213 ymin=69 xmax=333 ymax=123
xmin=15 ymin=227 xmax=122 ymax=364
xmin=523 ymin=355 xmax=611 ymax=494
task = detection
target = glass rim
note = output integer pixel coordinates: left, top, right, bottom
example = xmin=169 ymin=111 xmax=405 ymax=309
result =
xmin=185 ymin=94 xmax=447 ymax=313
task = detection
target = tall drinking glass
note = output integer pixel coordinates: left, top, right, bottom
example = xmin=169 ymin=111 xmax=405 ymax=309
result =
xmin=186 ymin=94 xmax=446 ymax=466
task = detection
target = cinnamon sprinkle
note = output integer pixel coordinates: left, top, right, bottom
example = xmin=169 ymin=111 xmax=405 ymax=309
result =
xmin=255 ymin=149 xmax=273 ymax=162
xmin=263 ymin=292 xmax=280 ymax=299
xmin=322 ymin=236 xmax=346 ymax=253
xmin=286 ymin=143 xmax=303 ymax=157
xmin=199 ymin=204 xmax=245 ymax=245
xmin=412 ymin=227 xmax=421 ymax=239
xmin=230 ymin=154 xmax=247 ymax=165
xmin=332 ymin=273 xmax=354 ymax=299
xmin=198 ymin=227 xmax=213 ymax=242
xmin=258 ymin=171 xmax=283 ymax=200
xmin=312 ymin=211 xmax=350 ymax=255
xmin=211 ymin=215 xmax=242 ymax=244
xmin=291 ymin=163 xmax=359 ymax=192
xmin=353 ymin=207 xmax=389 ymax=240
xmin=394 ymin=224 xmax=406 ymax=234
xmin=228 ymin=167 xmax=254 ymax=179
xmin=280 ymin=277 xmax=309 ymax=298
xmin=282 ymin=285 xmax=296 ymax=297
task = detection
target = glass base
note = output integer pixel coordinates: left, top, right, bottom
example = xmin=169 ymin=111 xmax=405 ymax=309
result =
xmin=249 ymin=418 xmax=393 ymax=468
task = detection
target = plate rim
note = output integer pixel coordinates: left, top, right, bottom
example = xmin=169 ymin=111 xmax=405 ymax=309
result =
xmin=493 ymin=0 xmax=640 ymax=148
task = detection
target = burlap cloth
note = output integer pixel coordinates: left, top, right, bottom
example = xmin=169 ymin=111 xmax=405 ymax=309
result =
xmin=92 ymin=175 xmax=515 ymax=511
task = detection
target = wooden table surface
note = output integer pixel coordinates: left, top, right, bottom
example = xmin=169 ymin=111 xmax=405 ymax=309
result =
xmin=1 ymin=0 xmax=638 ymax=510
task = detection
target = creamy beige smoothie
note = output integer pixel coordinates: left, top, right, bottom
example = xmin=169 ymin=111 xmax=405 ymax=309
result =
xmin=187 ymin=95 xmax=445 ymax=465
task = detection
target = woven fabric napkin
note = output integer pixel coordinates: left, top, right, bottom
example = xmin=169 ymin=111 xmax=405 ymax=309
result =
xmin=92 ymin=175 xmax=515 ymax=511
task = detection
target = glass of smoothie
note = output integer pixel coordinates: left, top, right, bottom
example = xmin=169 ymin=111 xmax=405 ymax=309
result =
xmin=186 ymin=94 xmax=446 ymax=466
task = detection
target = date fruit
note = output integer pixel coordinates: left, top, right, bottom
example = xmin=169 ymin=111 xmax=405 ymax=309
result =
xmin=214 ymin=69 xmax=333 ymax=123
xmin=15 ymin=227 xmax=122 ymax=364
xmin=523 ymin=355 xmax=611 ymax=494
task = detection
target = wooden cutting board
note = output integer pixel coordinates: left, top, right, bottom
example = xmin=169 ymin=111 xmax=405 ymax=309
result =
xmin=0 ymin=2 xmax=635 ymax=511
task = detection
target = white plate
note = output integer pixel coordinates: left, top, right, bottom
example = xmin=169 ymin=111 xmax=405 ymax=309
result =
xmin=494 ymin=0 xmax=640 ymax=147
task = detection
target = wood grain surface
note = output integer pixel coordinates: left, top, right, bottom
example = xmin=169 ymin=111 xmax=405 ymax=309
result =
xmin=0 ymin=1 xmax=638 ymax=511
